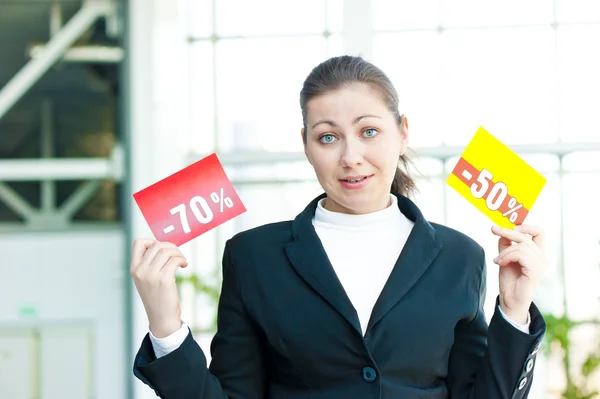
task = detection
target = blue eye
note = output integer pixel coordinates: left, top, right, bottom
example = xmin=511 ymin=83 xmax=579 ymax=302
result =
xmin=319 ymin=134 xmax=336 ymax=144
xmin=364 ymin=128 xmax=378 ymax=138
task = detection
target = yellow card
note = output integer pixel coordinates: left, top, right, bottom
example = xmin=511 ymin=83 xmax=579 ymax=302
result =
xmin=446 ymin=127 xmax=547 ymax=229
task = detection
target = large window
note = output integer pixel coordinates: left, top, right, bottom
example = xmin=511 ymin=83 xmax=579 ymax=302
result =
xmin=187 ymin=0 xmax=344 ymax=154
xmin=181 ymin=1 xmax=600 ymax=397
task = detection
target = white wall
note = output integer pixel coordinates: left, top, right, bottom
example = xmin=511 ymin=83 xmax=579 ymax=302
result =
xmin=0 ymin=229 xmax=126 ymax=399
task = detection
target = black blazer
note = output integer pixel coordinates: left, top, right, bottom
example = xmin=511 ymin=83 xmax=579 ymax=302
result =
xmin=134 ymin=193 xmax=546 ymax=399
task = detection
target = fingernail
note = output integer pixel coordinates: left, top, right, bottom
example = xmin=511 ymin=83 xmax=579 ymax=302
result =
xmin=493 ymin=256 xmax=499 ymax=263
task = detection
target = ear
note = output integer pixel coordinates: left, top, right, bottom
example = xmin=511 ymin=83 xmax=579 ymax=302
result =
xmin=301 ymin=128 xmax=313 ymax=165
xmin=399 ymin=115 xmax=409 ymax=155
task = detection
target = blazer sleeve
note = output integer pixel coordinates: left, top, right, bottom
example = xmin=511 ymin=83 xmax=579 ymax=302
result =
xmin=447 ymin=248 xmax=546 ymax=399
xmin=133 ymin=240 xmax=267 ymax=398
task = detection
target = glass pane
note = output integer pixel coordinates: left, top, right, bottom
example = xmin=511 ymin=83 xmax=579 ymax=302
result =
xmin=557 ymin=26 xmax=600 ymax=142
xmin=412 ymin=155 xmax=445 ymax=176
xmin=327 ymin=33 xmax=345 ymax=57
xmin=563 ymin=151 xmax=600 ymax=172
xmin=412 ymin=177 xmax=445 ymax=224
xmin=216 ymin=0 xmax=326 ymax=36
xmin=519 ymin=153 xmax=561 ymax=174
xmin=440 ymin=0 xmax=554 ymax=27
xmin=440 ymin=27 xmax=558 ymax=145
xmin=327 ymin=0 xmax=344 ymax=33
xmin=563 ymin=171 xmax=600 ymax=321
xmin=373 ymin=0 xmax=440 ymax=31
xmin=215 ymin=37 xmax=328 ymax=152
xmin=188 ymin=42 xmax=215 ymax=154
xmin=556 ymin=0 xmax=600 ymax=23
xmin=228 ymin=161 xmax=316 ymax=182
xmin=400 ymin=157 xmax=445 ymax=223
xmin=193 ymin=282 xmax=219 ymax=331
xmin=233 ymin=182 xmax=323 ymax=233
xmin=444 ymin=155 xmax=461 ymax=175
xmin=373 ymin=32 xmax=444 ymax=147
xmin=523 ymin=173 xmax=563 ymax=316
xmin=187 ymin=0 xmax=213 ymax=38
xmin=186 ymin=227 xmax=220 ymax=327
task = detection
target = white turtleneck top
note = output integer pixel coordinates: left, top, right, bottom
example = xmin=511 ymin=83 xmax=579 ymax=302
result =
xmin=149 ymin=194 xmax=530 ymax=358
xmin=312 ymin=194 xmax=413 ymax=334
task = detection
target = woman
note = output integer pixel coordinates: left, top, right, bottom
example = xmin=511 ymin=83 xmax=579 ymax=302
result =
xmin=131 ymin=55 xmax=547 ymax=399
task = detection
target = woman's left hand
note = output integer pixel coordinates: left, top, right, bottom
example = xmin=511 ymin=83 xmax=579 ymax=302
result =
xmin=491 ymin=224 xmax=547 ymax=324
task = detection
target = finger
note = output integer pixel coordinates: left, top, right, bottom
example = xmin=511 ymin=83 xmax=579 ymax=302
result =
xmin=141 ymin=241 xmax=177 ymax=266
xmin=515 ymin=224 xmax=545 ymax=248
xmin=499 ymin=236 xmax=542 ymax=259
xmin=491 ymin=226 xmax=529 ymax=244
xmin=496 ymin=251 xmax=536 ymax=275
xmin=495 ymin=250 xmax=524 ymax=267
xmin=148 ymin=248 xmax=187 ymax=273
xmin=494 ymin=243 xmax=523 ymax=263
xmin=497 ymin=236 xmax=513 ymax=252
xmin=131 ymin=239 xmax=155 ymax=273
xmin=136 ymin=242 xmax=179 ymax=277
xmin=161 ymin=256 xmax=188 ymax=275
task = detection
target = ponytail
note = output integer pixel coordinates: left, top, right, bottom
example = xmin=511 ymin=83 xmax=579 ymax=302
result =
xmin=391 ymin=154 xmax=417 ymax=197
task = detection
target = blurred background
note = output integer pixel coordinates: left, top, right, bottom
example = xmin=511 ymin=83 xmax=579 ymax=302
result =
xmin=0 ymin=0 xmax=599 ymax=398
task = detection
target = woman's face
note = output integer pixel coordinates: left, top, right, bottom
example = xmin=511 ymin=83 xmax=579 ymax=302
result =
xmin=303 ymin=83 xmax=409 ymax=215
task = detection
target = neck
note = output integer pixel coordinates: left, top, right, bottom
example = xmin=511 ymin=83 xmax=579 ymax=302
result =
xmin=323 ymin=194 xmax=393 ymax=215
xmin=315 ymin=194 xmax=402 ymax=228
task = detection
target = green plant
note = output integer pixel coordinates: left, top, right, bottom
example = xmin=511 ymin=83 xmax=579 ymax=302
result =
xmin=176 ymin=274 xmax=221 ymax=330
xmin=542 ymin=312 xmax=600 ymax=399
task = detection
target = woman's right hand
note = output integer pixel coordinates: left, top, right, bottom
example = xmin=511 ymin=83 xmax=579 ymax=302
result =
xmin=130 ymin=239 xmax=189 ymax=338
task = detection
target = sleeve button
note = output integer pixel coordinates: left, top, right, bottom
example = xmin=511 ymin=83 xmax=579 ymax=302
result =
xmin=518 ymin=377 xmax=528 ymax=390
xmin=530 ymin=344 xmax=540 ymax=356
xmin=525 ymin=358 xmax=534 ymax=373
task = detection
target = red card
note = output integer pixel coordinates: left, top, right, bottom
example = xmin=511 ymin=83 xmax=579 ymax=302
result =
xmin=133 ymin=153 xmax=246 ymax=246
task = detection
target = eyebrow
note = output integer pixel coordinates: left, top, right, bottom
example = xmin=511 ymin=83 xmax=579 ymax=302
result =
xmin=311 ymin=114 xmax=382 ymax=129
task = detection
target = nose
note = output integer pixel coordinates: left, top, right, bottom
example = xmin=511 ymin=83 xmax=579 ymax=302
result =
xmin=340 ymin=138 xmax=364 ymax=167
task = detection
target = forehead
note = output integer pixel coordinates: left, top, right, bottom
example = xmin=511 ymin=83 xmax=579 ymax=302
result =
xmin=305 ymin=84 xmax=389 ymax=122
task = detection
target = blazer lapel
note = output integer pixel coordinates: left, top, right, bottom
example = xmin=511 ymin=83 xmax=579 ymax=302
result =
xmin=284 ymin=193 xmax=362 ymax=335
xmin=366 ymin=194 xmax=443 ymax=335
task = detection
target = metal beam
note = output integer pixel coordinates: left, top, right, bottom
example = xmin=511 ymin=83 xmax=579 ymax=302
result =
xmin=0 ymin=182 xmax=37 ymax=221
xmin=0 ymin=223 xmax=120 ymax=234
xmin=0 ymin=1 xmax=113 ymax=121
xmin=192 ymin=141 xmax=600 ymax=166
xmin=59 ymin=180 xmax=101 ymax=218
xmin=50 ymin=0 xmax=63 ymax=37
xmin=40 ymin=99 xmax=56 ymax=212
xmin=0 ymin=158 xmax=122 ymax=182
xmin=29 ymin=45 xmax=124 ymax=63
xmin=1 ymin=140 xmax=594 ymax=183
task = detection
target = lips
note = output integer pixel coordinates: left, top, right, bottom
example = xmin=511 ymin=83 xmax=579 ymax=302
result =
xmin=339 ymin=175 xmax=372 ymax=183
